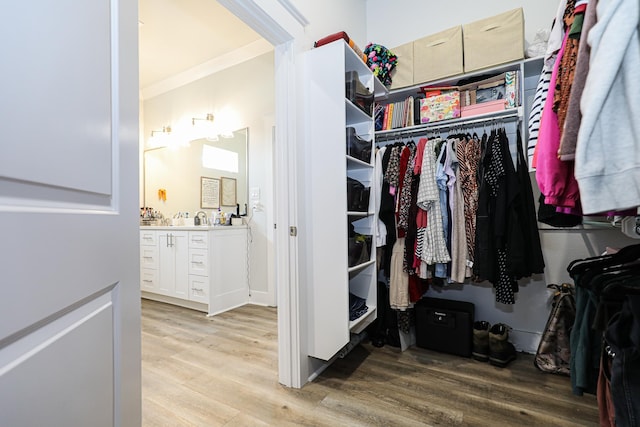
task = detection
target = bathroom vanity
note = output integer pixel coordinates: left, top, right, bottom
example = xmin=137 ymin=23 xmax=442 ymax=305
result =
xmin=140 ymin=225 xmax=248 ymax=316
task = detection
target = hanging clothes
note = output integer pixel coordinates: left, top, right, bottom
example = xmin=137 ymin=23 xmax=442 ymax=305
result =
xmin=527 ymin=0 xmax=569 ymax=169
xmin=558 ymin=0 xmax=597 ymax=161
xmin=553 ymin=1 xmax=588 ymax=135
xmin=474 ymin=129 xmax=540 ymax=304
xmin=445 ymin=137 xmax=469 ymax=283
xmin=575 ymin=0 xmax=640 ymax=214
xmin=374 ymin=146 xmax=388 ymax=248
xmin=457 ymin=133 xmax=482 ymax=271
xmin=534 ymin=30 xmax=581 ymax=210
xmin=379 ymin=145 xmax=398 ymax=277
xmin=435 ymin=141 xmax=451 ymax=279
xmin=416 ymin=138 xmax=451 ymax=266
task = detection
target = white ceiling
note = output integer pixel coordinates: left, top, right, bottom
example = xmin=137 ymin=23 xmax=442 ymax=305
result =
xmin=139 ymin=0 xmax=265 ymax=90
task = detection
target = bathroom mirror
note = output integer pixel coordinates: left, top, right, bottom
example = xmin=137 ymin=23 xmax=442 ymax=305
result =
xmin=143 ymin=128 xmax=248 ymax=218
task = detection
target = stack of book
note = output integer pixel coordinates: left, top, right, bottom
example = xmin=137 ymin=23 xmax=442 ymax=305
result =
xmin=375 ymin=96 xmax=416 ymax=131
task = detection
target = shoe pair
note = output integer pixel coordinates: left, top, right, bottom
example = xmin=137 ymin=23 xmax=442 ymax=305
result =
xmin=472 ymin=321 xmax=517 ymax=367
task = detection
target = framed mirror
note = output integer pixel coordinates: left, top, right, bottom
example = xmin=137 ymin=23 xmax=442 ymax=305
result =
xmin=143 ymin=128 xmax=248 ymax=217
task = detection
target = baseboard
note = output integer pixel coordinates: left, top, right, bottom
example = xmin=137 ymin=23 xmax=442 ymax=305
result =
xmin=248 ymin=290 xmax=276 ymax=307
xmin=510 ymin=329 xmax=542 ymax=354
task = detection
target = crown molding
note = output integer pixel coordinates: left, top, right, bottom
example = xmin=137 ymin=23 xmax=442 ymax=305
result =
xmin=141 ymin=38 xmax=273 ymax=100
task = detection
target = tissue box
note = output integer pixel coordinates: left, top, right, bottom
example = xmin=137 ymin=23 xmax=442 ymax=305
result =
xmin=463 ymin=8 xmax=525 ymax=72
xmin=419 ymin=89 xmax=460 ymax=123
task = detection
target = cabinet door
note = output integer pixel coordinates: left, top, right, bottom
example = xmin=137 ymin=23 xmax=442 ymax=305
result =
xmin=157 ymin=231 xmax=188 ymax=299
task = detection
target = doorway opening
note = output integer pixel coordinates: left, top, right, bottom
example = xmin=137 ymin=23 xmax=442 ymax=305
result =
xmin=138 ymin=0 xmax=301 ymax=389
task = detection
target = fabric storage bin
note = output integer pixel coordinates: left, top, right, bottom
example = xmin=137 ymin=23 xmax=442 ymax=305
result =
xmin=419 ymin=88 xmax=460 ymax=123
xmin=414 ymin=26 xmax=463 ymax=84
xmin=463 ymin=8 xmax=525 ymax=72
xmin=415 ymin=297 xmax=475 ymax=357
xmin=389 ymin=41 xmax=414 ymax=90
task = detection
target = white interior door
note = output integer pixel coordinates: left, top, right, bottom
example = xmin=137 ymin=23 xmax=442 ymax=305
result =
xmin=0 ymin=2 xmax=140 ymax=426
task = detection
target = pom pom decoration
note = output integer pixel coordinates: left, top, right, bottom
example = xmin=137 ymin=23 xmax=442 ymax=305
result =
xmin=363 ymin=43 xmax=398 ymax=87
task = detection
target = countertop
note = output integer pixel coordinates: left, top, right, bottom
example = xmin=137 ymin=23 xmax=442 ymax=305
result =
xmin=140 ymin=224 xmax=247 ymax=230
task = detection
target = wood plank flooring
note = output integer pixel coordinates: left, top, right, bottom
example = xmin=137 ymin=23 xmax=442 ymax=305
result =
xmin=141 ymin=299 xmax=599 ymax=426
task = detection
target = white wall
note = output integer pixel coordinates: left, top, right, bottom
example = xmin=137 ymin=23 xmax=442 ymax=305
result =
xmin=291 ymin=0 xmax=369 ymax=50
xmin=365 ymin=0 xmax=560 ymax=50
xmin=142 ymin=52 xmax=275 ymax=304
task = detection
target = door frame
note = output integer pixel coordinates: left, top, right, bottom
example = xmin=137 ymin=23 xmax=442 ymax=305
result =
xmin=216 ymin=0 xmax=307 ymax=388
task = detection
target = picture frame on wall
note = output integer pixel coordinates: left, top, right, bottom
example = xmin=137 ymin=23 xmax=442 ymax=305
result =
xmin=221 ymin=177 xmax=237 ymax=206
xmin=201 ymin=176 xmax=220 ymax=209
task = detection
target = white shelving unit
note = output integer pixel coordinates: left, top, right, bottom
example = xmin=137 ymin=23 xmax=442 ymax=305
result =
xmin=375 ymin=56 xmax=544 ymax=144
xmin=302 ymin=40 xmax=388 ymax=361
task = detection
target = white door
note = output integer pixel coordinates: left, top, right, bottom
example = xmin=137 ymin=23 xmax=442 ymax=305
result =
xmin=0 ymin=2 xmax=140 ymax=426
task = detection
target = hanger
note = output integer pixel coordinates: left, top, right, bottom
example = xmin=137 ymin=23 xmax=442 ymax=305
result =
xmin=568 ymin=243 xmax=640 ymax=278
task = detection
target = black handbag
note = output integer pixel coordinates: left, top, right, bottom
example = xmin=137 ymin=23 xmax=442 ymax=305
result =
xmin=346 ymin=71 xmax=373 ymax=116
xmin=346 ymin=127 xmax=372 ymax=163
xmin=346 ymin=177 xmax=370 ymax=212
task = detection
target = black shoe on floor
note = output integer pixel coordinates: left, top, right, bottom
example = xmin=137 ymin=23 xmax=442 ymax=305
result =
xmin=472 ymin=321 xmax=491 ymax=362
xmin=489 ymin=323 xmax=517 ymax=368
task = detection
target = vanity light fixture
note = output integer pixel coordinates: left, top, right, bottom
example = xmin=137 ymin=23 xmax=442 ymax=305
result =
xmin=148 ymin=125 xmax=172 ymax=148
xmin=191 ymin=113 xmax=219 ymax=141
xmin=191 ymin=113 xmax=214 ymax=126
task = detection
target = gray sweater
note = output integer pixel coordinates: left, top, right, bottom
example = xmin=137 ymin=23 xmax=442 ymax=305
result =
xmin=575 ymin=0 xmax=640 ymax=214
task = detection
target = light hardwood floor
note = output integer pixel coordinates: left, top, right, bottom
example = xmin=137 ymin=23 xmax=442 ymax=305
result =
xmin=141 ymin=299 xmax=599 ymax=426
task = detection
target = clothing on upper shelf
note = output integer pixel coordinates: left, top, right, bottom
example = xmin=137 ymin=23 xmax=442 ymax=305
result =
xmin=377 ymin=127 xmax=543 ymax=305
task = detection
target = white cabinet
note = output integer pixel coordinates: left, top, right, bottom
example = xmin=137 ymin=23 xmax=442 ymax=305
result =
xmin=140 ymin=230 xmax=159 ymax=293
xmin=157 ymin=230 xmax=188 ymax=299
xmin=188 ymin=230 xmax=209 ymax=305
xmin=139 ymin=227 xmax=248 ymax=315
xmin=303 ymin=40 xmax=387 ymax=361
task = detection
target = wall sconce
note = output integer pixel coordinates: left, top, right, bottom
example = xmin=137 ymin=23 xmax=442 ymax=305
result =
xmin=192 ymin=113 xmax=214 ymax=126
xmin=148 ymin=125 xmax=172 ymax=148
xmin=191 ymin=113 xmax=219 ymax=141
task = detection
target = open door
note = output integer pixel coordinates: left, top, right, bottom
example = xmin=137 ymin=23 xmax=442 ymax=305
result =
xmin=0 ymin=2 xmax=140 ymax=425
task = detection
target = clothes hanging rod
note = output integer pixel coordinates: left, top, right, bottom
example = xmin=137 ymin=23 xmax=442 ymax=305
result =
xmin=375 ymin=108 xmax=521 ymax=142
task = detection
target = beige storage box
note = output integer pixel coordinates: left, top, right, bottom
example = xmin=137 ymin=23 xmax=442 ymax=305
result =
xmin=414 ymin=26 xmax=463 ymax=84
xmin=463 ymin=8 xmax=525 ymax=72
xmin=389 ymin=42 xmax=414 ymax=90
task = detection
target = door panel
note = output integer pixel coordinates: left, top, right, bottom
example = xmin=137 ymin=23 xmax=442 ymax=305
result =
xmin=0 ymin=292 xmax=115 ymax=427
xmin=0 ymin=1 xmax=112 ymax=196
xmin=0 ymin=0 xmax=140 ymax=424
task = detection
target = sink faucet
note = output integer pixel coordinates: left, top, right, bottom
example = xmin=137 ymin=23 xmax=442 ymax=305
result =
xmin=195 ymin=211 xmax=208 ymax=226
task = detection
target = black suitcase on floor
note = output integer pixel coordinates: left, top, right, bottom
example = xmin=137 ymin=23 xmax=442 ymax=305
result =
xmin=415 ymin=297 xmax=475 ymax=357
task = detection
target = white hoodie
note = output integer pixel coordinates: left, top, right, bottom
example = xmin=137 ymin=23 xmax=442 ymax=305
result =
xmin=575 ymin=0 xmax=640 ymax=214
